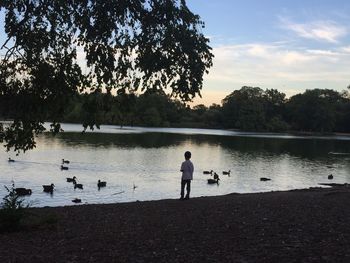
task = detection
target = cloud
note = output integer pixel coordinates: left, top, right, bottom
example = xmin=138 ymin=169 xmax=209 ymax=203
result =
xmin=280 ymin=18 xmax=347 ymax=43
xmin=197 ymin=42 xmax=350 ymax=105
xmin=341 ymin=46 xmax=350 ymax=53
xmin=306 ymin=49 xmax=340 ymax=56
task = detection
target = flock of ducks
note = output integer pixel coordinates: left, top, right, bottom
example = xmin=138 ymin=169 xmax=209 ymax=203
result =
xmin=8 ymin=157 xmax=336 ymax=200
xmin=203 ymin=168 xmax=335 ymax=184
xmin=8 ymin=158 xmax=107 ymax=203
xmin=204 ymin=170 xmax=231 ymax=184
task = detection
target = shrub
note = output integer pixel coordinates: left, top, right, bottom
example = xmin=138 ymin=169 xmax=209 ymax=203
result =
xmin=0 ymin=182 xmax=29 ymax=231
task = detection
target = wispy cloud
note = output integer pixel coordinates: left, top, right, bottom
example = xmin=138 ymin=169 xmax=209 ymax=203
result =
xmin=279 ymin=17 xmax=347 ymax=43
xmin=194 ymin=42 xmax=350 ymax=105
xmin=341 ymin=46 xmax=350 ymax=53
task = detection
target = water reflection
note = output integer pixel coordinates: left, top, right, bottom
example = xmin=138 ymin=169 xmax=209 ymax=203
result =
xmin=1 ymin=124 xmax=350 ymax=207
xmin=53 ymin=132 xmax=350 ymax=160
xmin=51 ymin=132 xmax=185 ymax=148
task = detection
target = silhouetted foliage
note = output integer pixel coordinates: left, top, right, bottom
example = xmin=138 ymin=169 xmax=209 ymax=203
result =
xmin=0 ymin=0 xmax=213 ymax=152
xmin=0 ymin=182 xmax=29 ymax=232
xmin=285 ymin=89 xmax=343 ymax=132
xmin=54 ymin=86 xmax=350 ymax=135
xmin=221 ymin=86 xmax=288 ymax=131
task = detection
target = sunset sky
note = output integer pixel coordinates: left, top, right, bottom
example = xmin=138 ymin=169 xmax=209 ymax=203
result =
xmin=1 ymin=1 xmax=350 ymax=106
xmin=188 ymin=0 xmax=350 ymax=106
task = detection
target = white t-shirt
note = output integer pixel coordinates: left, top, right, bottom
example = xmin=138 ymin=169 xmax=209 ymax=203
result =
xmin=181 ymin=160 xmax=194 ymax=180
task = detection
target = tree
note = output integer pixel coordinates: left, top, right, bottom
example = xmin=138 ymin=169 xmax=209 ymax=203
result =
xmin=203 ymin=104 xmax=223 ymax=128
xmin=222 ymin=86 xmax=266 ymax=131
xmin=285 ymin=89 xmax=342 ymax=132
xmin=0 ymin=0 xmax=213 ymax=152
xmin=222 ymin=86 xmax=288 ymax=132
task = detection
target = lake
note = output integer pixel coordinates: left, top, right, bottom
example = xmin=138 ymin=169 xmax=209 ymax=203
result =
xmin=1 ymin=124 xmax=350 ymax=207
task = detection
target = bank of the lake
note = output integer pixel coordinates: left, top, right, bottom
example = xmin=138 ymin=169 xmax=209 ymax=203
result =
xmin=1 ymin=186 xmax=350 ymax=263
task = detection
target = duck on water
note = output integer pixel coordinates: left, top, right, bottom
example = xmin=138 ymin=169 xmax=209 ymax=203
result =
xmin=222 ymin=170 xmax=231 ymax=175
xmin=43 ymin=184 xmax=55 ymax=193
xmin=73 ymin=181 xmax=83 ymax=190
xmin=15 ymin=188 xmax=32 ymax=196
xmin=98 ymin=180 xmax=106 ymax=188
xmin=208 ymin=172 xmax=220 ymax=184
xmin=67 ymin=176 xmax=77 ymax=182
xmin=61 ymin=165 xmax=69 ymax=170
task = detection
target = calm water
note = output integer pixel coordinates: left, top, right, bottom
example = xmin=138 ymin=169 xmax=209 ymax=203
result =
xmin=1 ymin=124 xmax=350 ymax=207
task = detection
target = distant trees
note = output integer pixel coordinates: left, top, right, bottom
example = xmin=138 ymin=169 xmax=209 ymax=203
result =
xmin=285 ymin=89 xmax=348 ymax=132
xmin=221 ymin=86 xmax=288 ymax=131
xmin=2 ymin=77 xmax=350 ymax=152
xmin=56 ymin=86 xmax=350 ymax=135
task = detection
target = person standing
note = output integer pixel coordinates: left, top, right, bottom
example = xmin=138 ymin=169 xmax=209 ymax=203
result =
xmin=180 ymin=151 xmax=194 ymax=200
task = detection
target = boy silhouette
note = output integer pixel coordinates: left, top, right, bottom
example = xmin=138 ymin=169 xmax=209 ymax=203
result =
xmin=180 ymin=151 xmax=194 ymax=200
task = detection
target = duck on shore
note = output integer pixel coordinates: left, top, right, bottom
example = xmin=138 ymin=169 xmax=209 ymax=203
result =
xmin=43 ymin=184 xmax=55 ymax=193
xmin=15 ymin=188 xmax=32 ymax=196
xmin=72 ymin=198 xmax=81 ymax=203
xmin=62 ymin=159 xmax=70 ymax=164
xmin=203 ymin=170 xmax=213 ymax=174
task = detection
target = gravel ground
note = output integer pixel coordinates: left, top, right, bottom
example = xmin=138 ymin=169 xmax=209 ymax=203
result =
xmin=1 ymin=186 xmax=350 ymax=263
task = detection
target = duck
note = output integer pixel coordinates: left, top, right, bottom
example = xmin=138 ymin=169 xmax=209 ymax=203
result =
xmin=73 ymin=181 xmax=83 ymax=189
xmin=97 ymin=180 xmax=106 ymax=188
xmin=328 ymin=174 xmax=334 ymax=180
xmin=203 ymin=170 xmax=213 ymax=174
xmin=208 ymin=173 xmax=220 ymax=184
xmin=260 ymin=177 xmax=271 ymax=181
xmin=43 ymin=184 xmax=55 ymax=193
xmin=8 ymin=158 xmax=15 ymax=162
xmin=213 ymin=172 xmax=219 ymax=180
xmin=222 ymin=170 xmax=231 ymax=175
xmin=208 ymin=178 xmax=220 ymax=184
xmin=61 ymin=165 xmax=69 ymax=170
xmin=62 ymin=159 xmax=70 ymax=164
xmin=66 ymin=176 xmax=77 ymax=182
xmin=15 ymin=188 xmax=32 ymax=196
xmin=72 ymin=198 xmax=81 ymax=203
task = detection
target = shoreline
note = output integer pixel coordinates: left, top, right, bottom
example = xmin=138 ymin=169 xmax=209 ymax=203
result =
xmin=1 ymin=185 xmax=350 ymax=262
xmin=12 ymin=184 xmax=339 ymax=209
xmin=4 ymin=121 xmax=348 ymax=138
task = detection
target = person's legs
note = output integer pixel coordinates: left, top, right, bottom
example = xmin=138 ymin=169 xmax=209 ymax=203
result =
xmin=185 ymin=180 xmax=191 ymax=199
xmin=180 ymin=180 xmax=186 ymax=199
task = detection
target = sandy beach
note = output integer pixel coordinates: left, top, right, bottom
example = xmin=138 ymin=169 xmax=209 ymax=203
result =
xmin=1 ymin=186 xmax=350 ymax=263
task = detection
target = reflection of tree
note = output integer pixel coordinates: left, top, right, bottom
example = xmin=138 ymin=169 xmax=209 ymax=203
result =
xmin=49 ymin=132 xmax=184 ymax=149
xmin=47 ymin=132 xmax=350 ymax=161
xmin=216 ymin=136 xmax=350 ymax=160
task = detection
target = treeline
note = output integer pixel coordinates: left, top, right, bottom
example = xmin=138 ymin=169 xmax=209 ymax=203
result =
xmin=62 ymin=86 xmax=350 ymax=133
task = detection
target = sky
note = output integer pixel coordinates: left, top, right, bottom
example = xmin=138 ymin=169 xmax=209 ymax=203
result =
xmin=1 ymin=1 xmax=350 ymax=106
xmin=187 ymin=0 xmax=350 ymax=106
